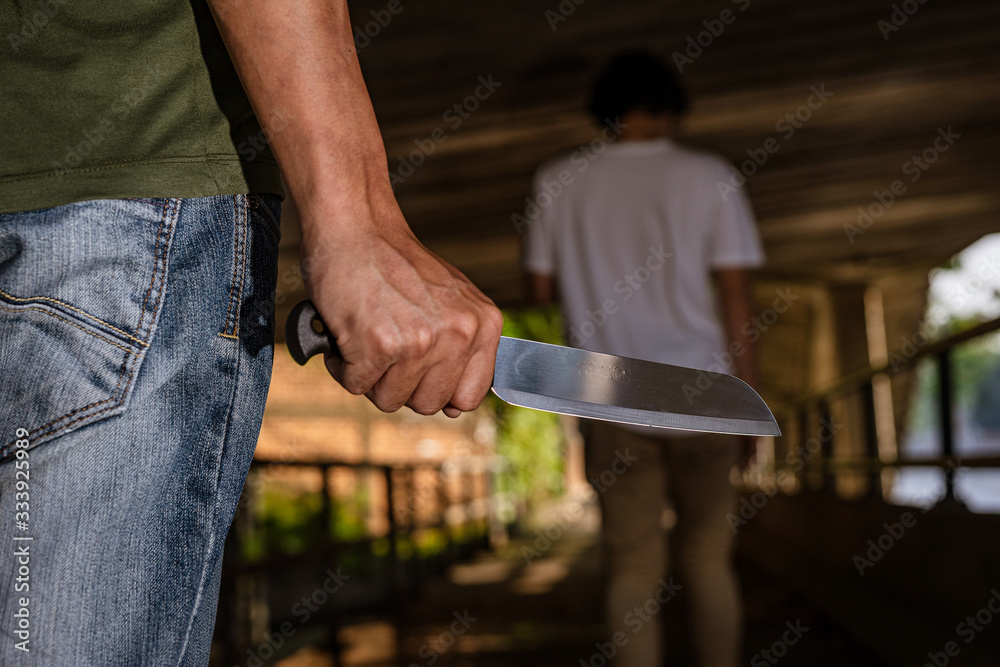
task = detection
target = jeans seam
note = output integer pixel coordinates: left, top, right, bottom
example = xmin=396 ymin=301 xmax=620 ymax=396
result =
xmin=31 ymin=352 xmax=138 ymax=440
xmin=0 ymin=303 xmax=136 ymax=354
xmin=0 ymin=289 xmax=148 ymax=347
xmin=136 ymin=199 xmax=177 ymax=342
xmin=0 ymin=349 xmax=136 ymax=461
xmin=175 ymin=339 xmax=244 ymax=665
xmin=235 ymin=195 xmax=249 ymax=334
xmin=222 ymin=195 xmax=248 ymax=337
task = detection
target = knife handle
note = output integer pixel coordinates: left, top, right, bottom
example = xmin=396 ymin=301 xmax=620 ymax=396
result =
xmin=285 ymin=300 xmax=463 ymax=416
xmin=286 ymin=300 xmax=340 ymax=365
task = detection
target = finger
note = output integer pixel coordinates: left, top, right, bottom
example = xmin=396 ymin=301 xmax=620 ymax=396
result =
xmin=366 ymin=346 xmax=442 ymax=413
xmin=338 ymin=326 xmax=455 ymax=413
xmin=396 ymin=357 xmax=467 ymax=415
xmin=444 ymin=338 xmax=499 ymax=412
xmin=325 ymin=350 xmax=392 ymax=398
xmin=402 ymin=313 xmax=500 ymax=415
xmin=440 ymin=302 xmax=502 ymax=413
xmin=332 ymin=327 xmax=407 ymax=398
xmin=316 ymin=311 xmax=389 ymax=395
xmin=323 ymin=353 xmax=344 ymax=385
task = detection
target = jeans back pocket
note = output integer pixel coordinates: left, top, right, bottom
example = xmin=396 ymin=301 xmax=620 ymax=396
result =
xmin=0 ymin=199 xmax=180 ymax=459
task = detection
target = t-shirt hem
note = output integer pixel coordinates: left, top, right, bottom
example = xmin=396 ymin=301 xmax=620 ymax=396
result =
xmin=709 ymin=255 xmax=766 ymax=269
xmin=523 ymin=258 xmax=555 ymax=275
xmin=0 ymin=156 xmax=284 ymax=214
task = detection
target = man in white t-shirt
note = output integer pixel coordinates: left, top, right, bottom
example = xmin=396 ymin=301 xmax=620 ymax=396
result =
xmin=524 ymin=52 xmax=764 ymax=667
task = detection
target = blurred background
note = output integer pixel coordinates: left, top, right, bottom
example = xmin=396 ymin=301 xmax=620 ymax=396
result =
xmin=211 ymin=0 xmax=1000 ymax=664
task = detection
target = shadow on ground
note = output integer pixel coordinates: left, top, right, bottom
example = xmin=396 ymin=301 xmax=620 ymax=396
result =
xmin=268 ymin=492 xmax=886 ymax=667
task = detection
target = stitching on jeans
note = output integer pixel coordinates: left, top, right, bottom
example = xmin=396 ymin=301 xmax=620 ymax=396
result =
xmin=0 ymin=201 xmax=176 ymax=459
xmin=38 ymin=362 xmax=134 ymax=435
xmin=0 ymin=289 xmax=147 ymax=346
xmin=234 ymin=195 xmax=249 ymax=336
xmin=217 ymin=333 xmax=239 ymax=340
xmin=140 ymin=200 xmax=177 ymax=343
xmin=0 ymin=349 xmax=135 ymax=459
xmin=29 ymin=353 xmax=132 ymax=436
xmin=222 ymin=197 xmax=239 ymax=335
xmin=223 ymin=196 xmax=247 ymax=337
xmin=135 ymin=200 xmax=169 ymax=337
xmin=27 ymin=352 xmax=138 ymax=447
xmin=136 ymin=199 xmax=177 ymax=341
xmin=231 ymin=197 xmax=242 ymax=335
xmin=177 ymin=310 xmax=245 ymax=663
xmin=0 ymin=303 xmax=134 ymax=354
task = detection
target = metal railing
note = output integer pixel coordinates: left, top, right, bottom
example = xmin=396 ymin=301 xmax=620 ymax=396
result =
xmin=213 ymin=455 xmax=498 ymax=666
xmin=766 ymin=316 xmax=1000 ymax=501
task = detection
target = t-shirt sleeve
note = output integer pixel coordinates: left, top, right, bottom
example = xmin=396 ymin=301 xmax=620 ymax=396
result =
xmin=522 ymin=167 xmax=557 ymax=275
xmin=708 ymin=161 xmax=765 ymax=269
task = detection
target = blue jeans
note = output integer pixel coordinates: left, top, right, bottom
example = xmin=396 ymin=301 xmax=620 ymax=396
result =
xmin=0 ymin=195 xmax=280 ymax=665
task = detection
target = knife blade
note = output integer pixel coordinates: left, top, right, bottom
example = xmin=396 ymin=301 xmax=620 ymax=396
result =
xmin=285 ymin=300 xmax=780 ymax=436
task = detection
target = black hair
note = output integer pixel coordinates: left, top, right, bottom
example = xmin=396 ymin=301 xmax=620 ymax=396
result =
xmin=588 ymin=51 xmax=688 ymax=128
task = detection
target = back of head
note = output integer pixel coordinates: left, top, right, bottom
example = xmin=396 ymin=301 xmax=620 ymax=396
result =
xmin=588 ymin=51 xmax=689 ymax=128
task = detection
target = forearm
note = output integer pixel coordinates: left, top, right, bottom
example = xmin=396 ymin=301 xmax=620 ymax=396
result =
xmin=208 ymin=0 xmax=393 ymax=233
xmin=207 ymin=0 xmax=502 ymax=416
xmin=714 ymin=268 xmax=758 ymax=389
xmin=715 ymin=268 xmax=761 ymax=468
xmin=527 ymin=272 xmax=555 ymax=307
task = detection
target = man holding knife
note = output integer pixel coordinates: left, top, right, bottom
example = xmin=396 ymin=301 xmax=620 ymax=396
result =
xmin=0 ymin=1 xmax=499 ymax=664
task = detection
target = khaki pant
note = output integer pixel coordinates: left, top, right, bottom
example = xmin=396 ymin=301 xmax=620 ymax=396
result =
xmin=584 ymin=421 xmax=741 ymax=667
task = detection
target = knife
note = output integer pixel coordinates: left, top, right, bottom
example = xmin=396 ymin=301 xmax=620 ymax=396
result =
xmin=286 ymin=300 xmax=780 ymax=436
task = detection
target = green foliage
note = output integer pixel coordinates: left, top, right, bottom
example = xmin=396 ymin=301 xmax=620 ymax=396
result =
xmin=906 ymin=358 xmax=938 ymax=435
xmin=240 ymin=487 xmax=323 ymax=561
xmin=500 ymin=305 xmax=566 ymax=345
xmin=905 ymin=332 xmax=1000 ymax=436
xmin=241 ymin=484 xmax=370 ymax=562
xmin=905 ymin=242 xmax=1000 ymax=438
xmin=953 ymin=334 xmax=1000 ymax=408
xmin=488 ymin=307 xmax=567 ymax=513
xmin=241 ymin=480 xmax=491 ymax=565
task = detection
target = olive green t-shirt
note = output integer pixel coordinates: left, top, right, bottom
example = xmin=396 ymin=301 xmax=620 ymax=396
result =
xmin=0 ymin=0 xmax=283 ymax=214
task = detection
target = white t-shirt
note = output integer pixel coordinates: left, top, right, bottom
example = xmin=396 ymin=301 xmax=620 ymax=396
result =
xmin=523 ymin=138 xmax=764 ymax=375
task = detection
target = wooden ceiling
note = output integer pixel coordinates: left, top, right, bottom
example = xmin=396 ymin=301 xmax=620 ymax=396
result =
xmin=278 ymin=0 xmax=1000 ymax=308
